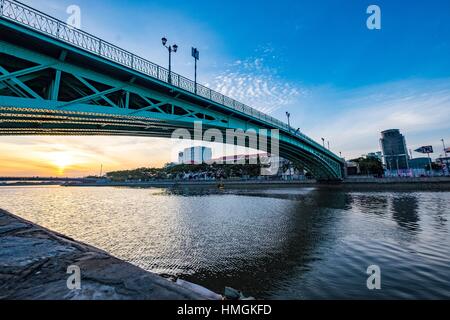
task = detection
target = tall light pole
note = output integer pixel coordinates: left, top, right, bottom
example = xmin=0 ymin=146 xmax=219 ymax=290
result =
xmin=161 ymin=37 xmax=178 ymax=84
xmin=327 ymin=141 xmax=330 ymax=150
xmin=285 ymin=112 xmax=291 ymax=132
xmin=442 ymin=138 xmax=448 ymax=157
xmin=321 ymin=137 xmax=325 ymax=148
xmin=192 ymin=47 xmax=199 ymax=94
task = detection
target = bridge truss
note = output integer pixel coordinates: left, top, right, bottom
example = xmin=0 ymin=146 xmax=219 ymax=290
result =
xmin=0 ymin=0 xmax=344 ymax=180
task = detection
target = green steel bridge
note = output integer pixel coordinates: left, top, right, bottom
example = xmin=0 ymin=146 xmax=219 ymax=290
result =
xmin=0 ymin=0 xmax=344 ymax=180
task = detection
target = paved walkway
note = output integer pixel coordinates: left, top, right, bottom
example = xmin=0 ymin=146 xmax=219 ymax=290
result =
xmin=0 ymin=209 xmax=208 ymax=300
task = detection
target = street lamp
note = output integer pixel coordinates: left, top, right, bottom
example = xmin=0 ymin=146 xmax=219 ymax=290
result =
xmin=192 ymin=47 xmax=200 ymax=94
xmin=321 ymin=137 xmax=325 ymax=148
xmin=161 ymin=37 xmax=178 ymax=84
xmin=285 ymin=112 xmax=291 ymax=131
xmin=442 ymin=138 xmax=448 ymax=157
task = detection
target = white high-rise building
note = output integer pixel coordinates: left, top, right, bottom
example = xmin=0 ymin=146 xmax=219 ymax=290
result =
xmin=178 ymin=146 xmax=212 ymax=164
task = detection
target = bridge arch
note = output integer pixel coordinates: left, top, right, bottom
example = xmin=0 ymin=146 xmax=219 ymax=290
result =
xmin=0 ymin=0 xmax=344 ymax=181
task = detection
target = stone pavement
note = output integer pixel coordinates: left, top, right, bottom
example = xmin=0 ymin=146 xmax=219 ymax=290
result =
xmin=0 ymin=209 xmax=208 ymax=300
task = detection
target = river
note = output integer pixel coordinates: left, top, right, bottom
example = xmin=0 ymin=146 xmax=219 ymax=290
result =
xmin=0 ymin=186 xmax=449 ymax=299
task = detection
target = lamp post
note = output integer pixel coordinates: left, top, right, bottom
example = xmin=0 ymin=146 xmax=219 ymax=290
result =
xmin=427 ymin=152 xmax=432 ymax=176
xmin=161 ymin=37 xmax=178 ymax=84
xmin=192 ymin=47 xmax=199 ymax=94
xmin=442 ymin=139 xmax=449 ymax=176
xmin=285 ymin=112 xmax=291 ymax=132
xmin=442 ymin=138 xmax=448 ymax=157
xmin=321 ymin=137 xmax=325 ymax=148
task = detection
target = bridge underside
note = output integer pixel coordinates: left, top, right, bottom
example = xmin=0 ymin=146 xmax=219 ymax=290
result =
xmin=0 ymin=18 xmax=344 ymax=181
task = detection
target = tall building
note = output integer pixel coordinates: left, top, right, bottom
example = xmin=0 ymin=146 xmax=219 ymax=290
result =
xmin=178 ymin=146 xmax=212 ymax=164
xmin=380 ymin=129 xmax=409 ymax=170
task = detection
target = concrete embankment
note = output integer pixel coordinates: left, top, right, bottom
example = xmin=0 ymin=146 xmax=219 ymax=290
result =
xmin=63 ymin=177 xmax=450 ymax=190
xmin=336 ymin=177 xmax=450 ymax=190
xmin=65 ymin=179 xmax=316 ymax=189
xmin=0 ymin=209 xmax=211 ymax=300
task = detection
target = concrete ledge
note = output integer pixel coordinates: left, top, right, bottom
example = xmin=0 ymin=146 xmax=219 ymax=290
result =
xmin=336 ymin=177 xmax=450 ymax=190
xmin=344 ymin=176 xmax=450 ymax=183
xmin=0 ymin=209 xmax=209 ymax=300
xmin=61 ymin=177 xmax=450 ymax=191
xmin=63 ymin=180 xmax=316 ymax=189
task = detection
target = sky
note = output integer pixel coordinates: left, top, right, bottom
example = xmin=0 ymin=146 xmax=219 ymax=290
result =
xmin=1 ymin=0 xmax=450 ymax=176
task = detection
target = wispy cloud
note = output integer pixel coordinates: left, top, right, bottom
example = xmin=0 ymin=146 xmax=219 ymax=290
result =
xmin=206 ymin=53 xmax=305 ymax=114
xmin=303 ymin=78 xmax=450 ymax=158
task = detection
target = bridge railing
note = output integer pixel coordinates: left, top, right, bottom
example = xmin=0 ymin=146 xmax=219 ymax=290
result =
xmin=0 ymin=0 xmax=340 ymax=161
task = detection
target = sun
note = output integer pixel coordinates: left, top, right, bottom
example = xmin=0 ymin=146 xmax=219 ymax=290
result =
xmin=49 ymin=152 xmax=75 ymax=174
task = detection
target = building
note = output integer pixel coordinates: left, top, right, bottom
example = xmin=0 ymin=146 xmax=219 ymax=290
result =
xmin=436 ymin=157 xmax=450 ymax=175
xmin=345 ymin=161 xmax=360 ymax=176
xmin=210 ymin=153 xmax=306 ymax=179
xmin=408 ymin=157 xmax=430 ymax=170
xmin=380 ymin=129 xmax=409 ymax=170
xmin=211 ymin=153 xmax=266 ymax=164
xmin=366 ymin=152 xmax=382 ymax=162
xmin=178 ymin=152 xmax=184 ymax=164
xmin=178 ymin=146 xmax=212 ymax=164
xmin=436 ymin=156 xmax=450 ymax=166
xmin=407 ymin=157 xmax=430 ymax=176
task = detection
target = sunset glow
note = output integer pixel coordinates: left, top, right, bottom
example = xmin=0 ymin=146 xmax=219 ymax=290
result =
xmin=0 ymin=136 xmax=174 ymax=177
xmin=48 ymin=152 xmax=76 ymax=174
xmin=0 ymin=136 xmax=241 ymax=177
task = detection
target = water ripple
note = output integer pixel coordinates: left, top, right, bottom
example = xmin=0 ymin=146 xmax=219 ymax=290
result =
xmin=0 ymin=186 xmax=449 ymax=299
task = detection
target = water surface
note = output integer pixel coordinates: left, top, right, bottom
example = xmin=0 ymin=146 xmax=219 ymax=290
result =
xmin=0 ymin=186 xmax=448 ymax=299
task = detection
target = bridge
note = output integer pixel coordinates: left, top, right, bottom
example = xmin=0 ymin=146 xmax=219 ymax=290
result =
xmin=0 ymin=0 xmax=344 ymax=180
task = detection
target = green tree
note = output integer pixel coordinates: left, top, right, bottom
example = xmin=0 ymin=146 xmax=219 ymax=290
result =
xmin=350 ymin=157 xmax=384 ymax=176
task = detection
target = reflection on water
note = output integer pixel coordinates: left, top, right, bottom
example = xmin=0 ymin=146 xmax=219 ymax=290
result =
xmin=392 ymin=196 xmax=420 ymax=232
xmin=0 ymin=186 xmax=449 ymax=299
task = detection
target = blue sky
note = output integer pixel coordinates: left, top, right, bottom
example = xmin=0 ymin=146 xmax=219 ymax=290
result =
xmin=26 ymin=0 xmax=450 ymax=85
xmin=4 ymin=0 xmax=450 ymax=175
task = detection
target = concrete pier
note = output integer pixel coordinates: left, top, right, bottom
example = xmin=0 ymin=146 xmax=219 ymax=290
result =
xmin=0 ymin=209 xmax=208 ymax=300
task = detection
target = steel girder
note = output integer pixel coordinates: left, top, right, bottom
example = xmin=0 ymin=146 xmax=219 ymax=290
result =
xmin=0 ymin=21 xmax=344 ymax=180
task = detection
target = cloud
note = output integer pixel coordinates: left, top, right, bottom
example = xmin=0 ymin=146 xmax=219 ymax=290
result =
xmin=303 ymin=78 xmax=450 ymax=159
xmin=206 ymin=55 xmax=305 ymax=114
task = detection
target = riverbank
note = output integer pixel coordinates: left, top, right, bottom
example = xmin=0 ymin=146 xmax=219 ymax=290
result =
xmin=60 ymin=177 xmax=450 ymax=191
xmin=2 ymin=177 xmax=450 ymax=190
xmin=0 ymin=209 xmax=216 ymax=300
xmin=66 ymin=179 xmax=316 ymax=188
xmin=339 ymin=176 xmax=450 ymax=190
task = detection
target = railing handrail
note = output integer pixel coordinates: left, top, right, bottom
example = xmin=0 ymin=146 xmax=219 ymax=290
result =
xmin=0 ymin=0 xmax=340 ymax=161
